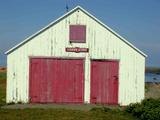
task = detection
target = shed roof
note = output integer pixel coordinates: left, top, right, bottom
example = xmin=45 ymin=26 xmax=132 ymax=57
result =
xmin=5 ymin=6 xmax=147 ymax=57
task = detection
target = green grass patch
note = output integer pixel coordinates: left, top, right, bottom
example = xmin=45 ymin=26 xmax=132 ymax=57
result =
xmin=0 ymin=72 xmax=6 ymax=80
xmin=0 ymin=108 xmax=136 ymax=120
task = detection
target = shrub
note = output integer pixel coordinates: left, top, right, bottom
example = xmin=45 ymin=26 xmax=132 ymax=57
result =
xmin=140 ymin=108 xmax=160 ymax=120
xmin=125 ymin=98 xmax=160 ymax=120
xmin=142 ymin=98 xmax=160 ymax=108
xmin=126 ymin=103 xmax=144 ymax=117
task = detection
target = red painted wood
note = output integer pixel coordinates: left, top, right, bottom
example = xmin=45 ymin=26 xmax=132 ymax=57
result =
xmin=29 ymin=58 xmax=84 ymax=103
xmin=69 ymin=25 xmax=86 ymax=43
xmin=90 ymin=60 xmax=119 ymax=104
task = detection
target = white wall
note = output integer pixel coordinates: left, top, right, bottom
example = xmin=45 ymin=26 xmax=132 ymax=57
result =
xmin=7 ymin=9 xmax=145 ymax=105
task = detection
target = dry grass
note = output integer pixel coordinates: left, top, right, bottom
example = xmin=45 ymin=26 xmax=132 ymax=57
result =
xmin=0 ymin=67 xmax=6 ymax=73
xmin=145 ymin=83 xmax=160 ymax=99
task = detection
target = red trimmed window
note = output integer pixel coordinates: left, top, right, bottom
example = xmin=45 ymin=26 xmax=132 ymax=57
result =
xmin=69 ymin=25 xmax=86 ymax=43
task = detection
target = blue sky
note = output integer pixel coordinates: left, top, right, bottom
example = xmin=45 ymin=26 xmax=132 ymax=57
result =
xmin=0 ymin=0 xmax=160 ymax=66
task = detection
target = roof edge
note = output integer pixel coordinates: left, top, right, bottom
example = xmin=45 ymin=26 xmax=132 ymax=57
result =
xmin=5 ymin=6 xmax=147 ymax=57
xmin=78 ymin=6 xmax=147 ymax=57
xmin=5 ymin=6 xmax=81 ymax=54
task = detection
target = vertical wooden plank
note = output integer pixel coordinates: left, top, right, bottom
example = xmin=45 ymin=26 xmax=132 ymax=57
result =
xmin=90 ymin=60 xmax=119 ymax=104
xmin=53 ymin=59 xmax=84 ymax=103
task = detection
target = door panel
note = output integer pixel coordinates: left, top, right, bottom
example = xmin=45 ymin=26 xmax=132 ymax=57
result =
xmin=29 ymin=58 xmax=84 ymax=103
xmin=90 ymin=60 xmax=119 ymax=104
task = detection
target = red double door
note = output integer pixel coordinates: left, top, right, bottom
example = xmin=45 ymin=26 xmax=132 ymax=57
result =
xmin=90 ymin=60 xmax=119 ymax=104
xmin=29 ymin=58 xmax=119 ymax=104
xmin=29 ymin=58 xmax=84 ymax=103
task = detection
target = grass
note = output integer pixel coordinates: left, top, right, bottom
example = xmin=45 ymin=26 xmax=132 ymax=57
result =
xmin=0 ymin=71 xmax=137 ymax=120
xmin=0 ymin=108 xmax=136 ymax=120
xmin=0 ymin=72 xmax=6 ymax=80
xmin=0 ymin=72 xmax=6 ymax=106
xmin=145 ymin=83 xmax=160 ymax=99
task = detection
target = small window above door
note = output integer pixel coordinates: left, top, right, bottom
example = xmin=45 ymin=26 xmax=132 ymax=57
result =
xmin=69 ymin=25 xmax=86 ymax=43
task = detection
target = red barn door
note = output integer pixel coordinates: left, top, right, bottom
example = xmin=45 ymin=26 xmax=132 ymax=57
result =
xmin=90 ymin=60 xmax=119 ymax=104
xmin=29 ymin=58 xmax=84 ymax=103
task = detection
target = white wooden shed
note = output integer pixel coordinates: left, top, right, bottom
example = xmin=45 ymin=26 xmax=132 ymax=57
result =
xmin=5 ymin=6 xmax=147 ymax=105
